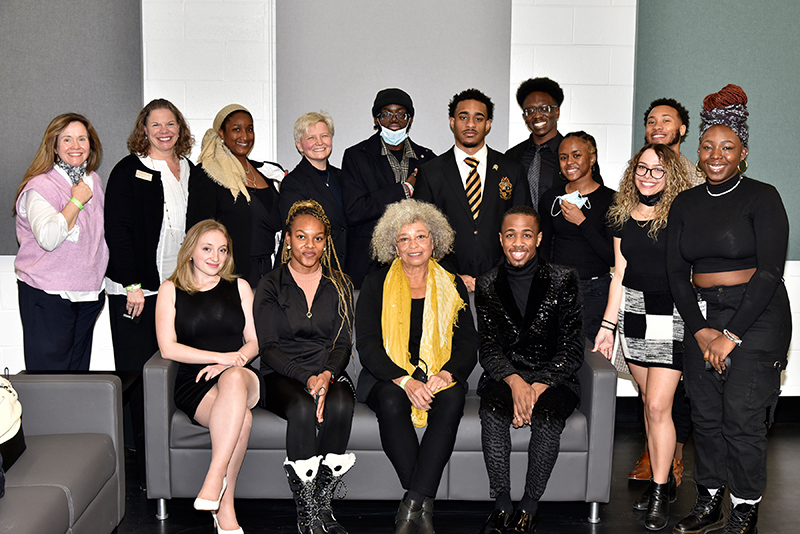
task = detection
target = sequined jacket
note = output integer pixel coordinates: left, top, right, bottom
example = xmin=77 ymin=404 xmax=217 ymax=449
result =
xmin=475 ymin=258 xmax=583 ymax=400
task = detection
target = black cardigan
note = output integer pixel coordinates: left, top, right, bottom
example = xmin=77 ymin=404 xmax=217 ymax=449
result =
xmin=105 ymin=154 xmax=195 ymax=290
xmin=355 ymin=265 xmax=479 ymax=400
xmin=254 ymin=264 xmax=353 ymax=385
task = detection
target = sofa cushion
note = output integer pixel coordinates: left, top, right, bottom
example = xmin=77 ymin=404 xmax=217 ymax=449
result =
xmin=452 ymin=395 xmax=588 ymax=452
xmin=3 ymin=433 xmax=115 ymax=526
xmin=0 ymin=485 xmax=70 ymax=534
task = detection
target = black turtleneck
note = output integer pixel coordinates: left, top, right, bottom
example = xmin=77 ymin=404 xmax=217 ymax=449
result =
xmin=505 ymin=255 xmax=539 ymax=317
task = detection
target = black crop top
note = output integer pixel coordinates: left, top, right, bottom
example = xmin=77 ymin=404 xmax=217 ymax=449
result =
xmin=613 ymin=218 xmax=669 ymax=292
xmin=666 ymin=176 xmax=788 ymax=336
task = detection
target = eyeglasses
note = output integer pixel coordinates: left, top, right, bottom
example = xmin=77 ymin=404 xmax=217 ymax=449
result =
xmin=396 ymin=234 xmax=430 ymax=246
xmin=634 ymin=164 xmax=666 ymax=180
xmin=377 ymin=111 xmax=410 ymax=122
xmin=522 ymin=105 xmax=558 ymax=117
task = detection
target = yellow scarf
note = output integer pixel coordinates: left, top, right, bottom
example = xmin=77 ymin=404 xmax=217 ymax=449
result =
xmin=196 ymin=104 xmax=252 ymax=203
xmin=382 ymin=258 xmax=466 ymax=427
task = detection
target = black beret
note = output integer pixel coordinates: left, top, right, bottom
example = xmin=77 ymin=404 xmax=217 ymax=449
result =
xmin=372 ymin=88 xmax=414 ymax=118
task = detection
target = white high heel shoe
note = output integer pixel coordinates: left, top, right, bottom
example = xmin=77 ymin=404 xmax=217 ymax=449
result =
xmin=193 ymin=477 xmax=227 ymax=511
xmin=212 ymin=511 xmax=244 ymax=534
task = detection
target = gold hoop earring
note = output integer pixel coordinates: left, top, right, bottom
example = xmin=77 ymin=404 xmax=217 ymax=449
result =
xmin=738 ymin=159 xmax=748 ymax=173
xmin=695 ymin=160 xmax=703 ymax=174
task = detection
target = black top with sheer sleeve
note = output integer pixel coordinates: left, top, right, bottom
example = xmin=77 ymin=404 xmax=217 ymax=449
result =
xmin=666 ymin=176 xmax=788 ymax=337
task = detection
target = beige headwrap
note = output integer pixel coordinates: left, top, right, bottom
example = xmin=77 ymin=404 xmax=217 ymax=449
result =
xmin=196 ymin=104 xmax=253 ymax=202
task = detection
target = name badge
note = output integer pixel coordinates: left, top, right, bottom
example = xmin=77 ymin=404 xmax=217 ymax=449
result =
xmin=135 ymin=170 xmax=153 ymax=182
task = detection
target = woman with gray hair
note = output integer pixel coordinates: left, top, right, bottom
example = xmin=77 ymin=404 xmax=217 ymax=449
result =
xmin=279 ymin=111 xmax=348 ymax=269
xmin=356 ymin=199 xmax=479 ymax=534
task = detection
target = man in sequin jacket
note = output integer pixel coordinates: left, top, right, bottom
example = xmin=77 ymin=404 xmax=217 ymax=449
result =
xmin=475 ymin=206 xmax=584 ymax=534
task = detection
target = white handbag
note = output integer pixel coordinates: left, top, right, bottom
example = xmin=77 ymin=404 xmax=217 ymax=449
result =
xmin=0 ymin=376 xmax=22 ymax=445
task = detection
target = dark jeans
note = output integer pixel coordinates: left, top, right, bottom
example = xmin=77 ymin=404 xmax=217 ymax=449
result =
xmin=366 ymin=380 xmax=466 ymax=498
xmin=578 ymin=274 xmax=611 ymax=340
xmin=683 ymin=283 xmax=791 ymax=499
xmin=260 ymin=372 xmax=355 ymax=461
xmin=18 ymin=281 xmax=105 ymax=370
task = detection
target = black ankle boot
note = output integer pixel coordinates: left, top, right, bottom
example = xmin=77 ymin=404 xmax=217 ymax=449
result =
xmin=674 ymin=484 xmax=726 ymax=534
xmin=395 ymin=495 xmax=423 ymax=534
xmin=418 ymin=496 xmax=435 ymax=534
xmin=724 ymin=502 xmax=758 ymax=534
xmin=644 ymin=480 xmax=671 ymax=531
xmin=634 ymin=480 xmax=654 ymax=510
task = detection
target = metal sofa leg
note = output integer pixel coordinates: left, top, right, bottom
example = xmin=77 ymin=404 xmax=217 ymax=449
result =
xmin=588 ymin=502 xmax=600 ymax=523
xmin=156 ymin=498 xmax=169 ymax=520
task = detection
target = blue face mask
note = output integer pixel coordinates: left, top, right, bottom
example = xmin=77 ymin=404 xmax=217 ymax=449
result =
xmin=380 ymin=126 xmax=409 ymax=146
xmin=551 ymin=190 xmax=590 ymax=217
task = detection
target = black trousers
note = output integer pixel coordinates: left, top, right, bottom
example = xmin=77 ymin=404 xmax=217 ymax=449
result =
xmin=18 ymin=280 xmax=105 ymax=370
xmin=366 ymin=381 xmax=466 ymax=498
xmin=684 ymin=283 xmax=791 ymax=499
xmin=108 ymin=292 xmax=160 ymax=487
xmin=578 ymin=274 xmax=611 ymax=340
xmin=260 ymin=372 xmax=355 ymax=461
xmin=479 ymin=380 xmax=579 ymax=500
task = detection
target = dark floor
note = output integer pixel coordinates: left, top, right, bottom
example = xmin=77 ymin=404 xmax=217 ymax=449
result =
xmin=118 ymin=423 xmax=799 ymax=533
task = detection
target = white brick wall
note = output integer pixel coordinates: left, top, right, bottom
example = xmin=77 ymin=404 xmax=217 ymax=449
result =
xmin=509 ymin=0 xmax=637 ymax=188
xmin=141 ymin=0 xmax=277 ymax=163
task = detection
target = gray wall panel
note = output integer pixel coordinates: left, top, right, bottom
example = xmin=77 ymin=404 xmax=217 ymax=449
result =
xmin=276 ymin=0 xmax=512 ymax=171
xmin=0 ymin=0 xmax=143 ymax=253
xmin=634 ymin=1 xmax=799 ymax=258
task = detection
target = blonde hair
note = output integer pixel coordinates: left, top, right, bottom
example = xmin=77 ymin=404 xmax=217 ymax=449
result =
xmin=607 ymin=143 xmax=691 ymax=240
xmin=370 ymin=199 xmax=455 ymax=264
xmin=282 ymin=199 xmax=353 ymax=340
xmin=127 ymin=99 xmax=194 ymax=158
xmin=293 ymin=111 xmax=335 ymax=147
xmin=168 ymin=220 xmax=238 ymax=294
xmin=15 ymin=113 xmax=102 ymax=212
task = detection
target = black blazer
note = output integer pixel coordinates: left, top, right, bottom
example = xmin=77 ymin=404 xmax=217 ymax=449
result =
xmin=186 ymin=160 xmax=281 ymax=284
xmin=105 ymin=154 xmax=195 ymax=290
xmin=475 ymin=259 xmax=583 ymax=401
xmin=341 ymin=133 xmax=435 ymax=288
xmin=254 ymin=264 xmax=353 ymax=385
xmin=505 ymin=132 xmax=565 ymax=202
xmin=355 ymin=265 xmax=479 ymax=401
xmin=414 ymin=147 xmax=530 ymax=278
xmin=279 ymin=157 xmax=349 ymax=269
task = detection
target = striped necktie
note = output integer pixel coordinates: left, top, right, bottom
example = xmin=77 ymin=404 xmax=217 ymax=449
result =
xmin=464 ymin=156 xmax=481 ymax=220
xmin=527 ymin=144 xmax=542 ymax=209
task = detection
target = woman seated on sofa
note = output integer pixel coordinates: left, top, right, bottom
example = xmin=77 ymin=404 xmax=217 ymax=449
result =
xmin=254 ymin=199 xmax=355 ymax=534
xmin=155 ymin=219 xmax=259 ymax=534
xmin=356 ymin=199 xmax=479 ymax=534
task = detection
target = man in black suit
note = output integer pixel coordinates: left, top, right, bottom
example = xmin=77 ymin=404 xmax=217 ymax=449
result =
xmin=415 ymin=89 xmax=529 ymax=292
xmin=505 ymin=78 xmax=565 ymax=211
xmin=476 ymin=206 xmax=583 ymax=534
xmin=341 ymin=88 xmax=435 ymax=288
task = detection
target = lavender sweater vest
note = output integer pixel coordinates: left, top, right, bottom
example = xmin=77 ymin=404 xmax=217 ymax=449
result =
xmin=15 ymin=168 xmax=109 ymax=292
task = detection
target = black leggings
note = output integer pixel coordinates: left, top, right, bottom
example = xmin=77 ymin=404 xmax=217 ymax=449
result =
xmin=366 ymin=380 xmax=466 ymax=498
xmin=260 ymin=372 xmax=355 ymax=461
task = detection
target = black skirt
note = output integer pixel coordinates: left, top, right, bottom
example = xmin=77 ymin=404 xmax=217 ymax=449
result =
xmin=174 ymin=363 xmax=259 ymax=425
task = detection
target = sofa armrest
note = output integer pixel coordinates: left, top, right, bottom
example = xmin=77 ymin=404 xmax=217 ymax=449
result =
xmin=11 ymin=373 xmax=125 ymax=520
xmin=576 ymin=344 xmax=617 ymax=503
xmin=143 ymin=351 xmax=179 ymax=499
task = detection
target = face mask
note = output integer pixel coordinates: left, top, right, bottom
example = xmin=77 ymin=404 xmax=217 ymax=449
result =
xmin=638 ymin=191 xmax=662 ymax=207
xmin=551 ymin=190 xmax=590 ymax=217
xmin=380 ymin=126 xmax=409 ymax=146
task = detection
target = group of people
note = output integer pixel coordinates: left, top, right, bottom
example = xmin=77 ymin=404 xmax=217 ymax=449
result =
xmin=13 ymin=78 xmax=789 ymax=534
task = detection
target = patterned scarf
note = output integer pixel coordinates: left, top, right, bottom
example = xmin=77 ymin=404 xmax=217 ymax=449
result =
xmin=55 ymin=156 xmax=87 ymax=185
xmin=380 ymin=136 xmax=418 ymax=185
xmin=381 ymin=257 xmax=465 ymax=427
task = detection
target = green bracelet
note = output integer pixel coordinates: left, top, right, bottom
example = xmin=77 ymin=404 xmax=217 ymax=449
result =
xmin=69 ymin=197 xmax=84 ymax=210
xmin=125 ymin=283 xmax=142 ymax=292
xmin=399 ymin=376 xmax=412 ymax=389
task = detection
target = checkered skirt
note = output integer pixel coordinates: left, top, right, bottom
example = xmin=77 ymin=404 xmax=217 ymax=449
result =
xmin=618 ymin=286 xmax=684 ymax=370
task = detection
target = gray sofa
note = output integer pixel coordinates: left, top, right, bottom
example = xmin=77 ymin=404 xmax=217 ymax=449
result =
xmin=144 ymin=293 xmax=616 ymax=522
xmin=0 ymin=374 xmax=126 ymax=534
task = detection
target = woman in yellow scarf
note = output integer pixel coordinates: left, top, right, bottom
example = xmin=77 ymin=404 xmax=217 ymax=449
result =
xmin=356 ymin=199 xmax=479 ymax=534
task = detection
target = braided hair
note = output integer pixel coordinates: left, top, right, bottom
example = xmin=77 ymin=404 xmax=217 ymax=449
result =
xmin=699 ymin=84 xmax=749 ymax=147
xmin=561 ymin=130 xmax=604 ymax=185
xmin=282 ymin=199 xmax=353 ymax=339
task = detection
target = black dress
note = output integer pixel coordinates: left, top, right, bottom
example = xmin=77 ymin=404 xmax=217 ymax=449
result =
xmin=173 ymin=278 xmax=257 ymax=424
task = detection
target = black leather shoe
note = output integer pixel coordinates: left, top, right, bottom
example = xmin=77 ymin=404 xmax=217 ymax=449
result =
xmin=635 ymin=481 xmax=655 ymax=510
xmin=504 ymin=509 xmax=538 ymax=534
xmin=479 ymin=509 xmax=511 ymax=534
xmin=674 ymin=484 xmax=725 ymax=534
xmin=645 ymin=481 xmax=671 ymax=531
xmin=724 ymin=502 xmax=758 ymax=534
xmin=395 ymin=496 xmax=422 ymax=534
xmin=418 ymin=497 xmax=435 ymax=534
